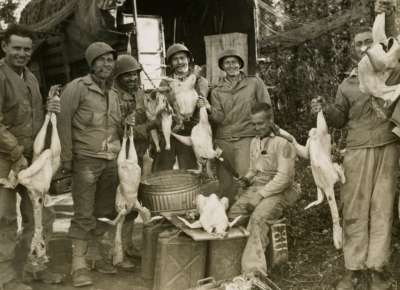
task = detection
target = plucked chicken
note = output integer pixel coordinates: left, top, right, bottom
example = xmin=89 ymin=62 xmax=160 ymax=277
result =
xmin=162 ymin=66 xmax=201 ymax=120
xmin=294 ymin=111 xmax=346 ymax=249
xmin=178 ymin=194 xmax=241 ymax=238
xmin=98 ymin=126 xmax=151 ymax=266
xmin=0 ymin=96 xmax=61 ymax=268
xmin=358 ymin=12 xmax=400 ymax=106
xmin=172 ymin=106 xmax=221 ymax=176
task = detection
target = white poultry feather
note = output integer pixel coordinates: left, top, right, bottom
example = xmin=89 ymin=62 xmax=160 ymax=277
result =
xmin=178 ymin=194 xmax=241 ymax=238
xmin=358 ymin=12 xmax=400 ymax=106
xmin=294 ymin=111 xmax=345 ymax=249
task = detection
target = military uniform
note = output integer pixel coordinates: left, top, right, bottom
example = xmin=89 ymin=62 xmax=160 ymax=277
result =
xmin=324 ymin=68 xmax=399 ymax=271
xmin=210 ymin=72 xmax=271 ymax=202
xmin=58 ymin=74 xmax=123 ymax=241
xmin=228 ymin=135 xmax=299 ymax=274
xmin=0 ymin=59 xmax=55 ymax=285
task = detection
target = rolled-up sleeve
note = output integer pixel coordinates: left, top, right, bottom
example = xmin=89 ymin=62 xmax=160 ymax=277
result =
xmin=259 ymin=140 xmax=295 ymax=198
xmin=0 ymin=76 xmax=23 ymax=161
xmin=58 ymin=82 xmax=81 ymax=162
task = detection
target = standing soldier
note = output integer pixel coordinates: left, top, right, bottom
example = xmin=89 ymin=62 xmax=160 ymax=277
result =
xmin=58 ymin=42 xmax=122 ymax=287
xmin=208 ymin=49 xmax=271 ymax=203
xmin=312 ymin=1 xmax=399 ymax=289
xmin=152 ymin=43 xmax=209 ymax=171
xmin=0 ymin=24 xmax=63 ymax=290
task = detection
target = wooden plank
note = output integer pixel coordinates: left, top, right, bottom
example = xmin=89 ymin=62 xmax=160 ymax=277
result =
xmin=204 ymin=33 xmax=248 ymax=85
xmin=163 ymin=214 xmax=249 ymax=241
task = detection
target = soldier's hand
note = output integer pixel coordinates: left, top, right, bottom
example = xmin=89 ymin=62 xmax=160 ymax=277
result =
xmin=375 ymin=0 xmax=395 ymax=15
xmin=125 ymin=113 xmax=136 ymax=126
xmin=237 ymin=176 xmax=251 ymax=189
xmin=310 ymin=96 xmax=326 ymax=114
xmin=246 ymin=192 xmax=263 ymax=212
xmin=11 ymin=156 xmax=28 ymax=174
xmin=197 ymin=97 xmax=211 ymax=110
xmin=46 ymin=85 xmax=61 ymax=114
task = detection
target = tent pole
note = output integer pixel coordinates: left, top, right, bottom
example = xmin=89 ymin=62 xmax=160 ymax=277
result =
xmin=132 ymin=0 xmax=139 ymax=58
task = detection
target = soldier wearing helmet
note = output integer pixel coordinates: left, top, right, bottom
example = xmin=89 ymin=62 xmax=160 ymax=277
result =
xmin=152 ymin=43 xmax=210 ymax=171
xmin=208 ymin=49 xmax=272 ymax=204
xmin=58 ymin=42 xmax=122 ymax=287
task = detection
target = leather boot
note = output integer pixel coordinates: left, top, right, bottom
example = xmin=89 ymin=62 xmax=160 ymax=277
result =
xmin=71 ymin=239 xmax=92 ymax=287
xmin=369 ymin=271 xmax=391 ymax=290
xmin=336 ymin=270 xmax=357 ymax=290
xmin=87 ymin=236 xmax=117 ymax=274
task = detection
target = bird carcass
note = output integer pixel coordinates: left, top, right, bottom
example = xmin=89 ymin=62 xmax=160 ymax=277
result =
xmin=144 ymin=91 xmax=173 ymax=151
xmin=294 ymin=111 xmax=346 ymax=249
xmin=172 ymin=106 xmax=221 ymax=176
xmin=178 ymin=194 xmax=241 ymax=238
xmin=0 ymin=105 xmax=61 ymax=268
xmin=162 ymin=66 xmax=201 ymax=127
xmin=358 ymin=12 xmax=400 ymax=106
xmin=98 ymin=127 xmax=151 ymax=266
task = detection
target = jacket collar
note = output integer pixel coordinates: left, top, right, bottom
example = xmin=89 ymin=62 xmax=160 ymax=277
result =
xmin=0 ymin=58 xmax=36 ymax=90
xmin=216 ymin=71 xmax=248 ymax=91
xmin=83 ymin=74 xmax=115 ymax=96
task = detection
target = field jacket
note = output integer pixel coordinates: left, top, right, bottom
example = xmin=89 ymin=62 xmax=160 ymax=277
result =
xmin=324 ymin=68 xmax=398 ymax=149
xmin=0 ymin=58 xmax=44 ymax=161
xmin=58 ymin=74 xmax=122 ymax=162
xmin=210 ymin=73 xmax=271 ymax=140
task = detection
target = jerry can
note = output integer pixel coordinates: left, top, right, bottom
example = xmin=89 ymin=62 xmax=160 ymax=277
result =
xmin=207 ymin=237 xmax=247 ymax=280
xmin=141 ymin=219 xmax=174 ymax=280
xmin=153 ymin=229 xmax=207 ymax=290
xmin=267 ymin=221 xmax=288 ymax=267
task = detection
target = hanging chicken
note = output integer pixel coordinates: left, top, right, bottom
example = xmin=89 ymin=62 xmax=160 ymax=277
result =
xmin=358 ymin=12 xmax=400 ymax=106
xmin=172 ymin=104 xmax=221 ymax=176
xmin=98 ymin=126 xmax=151 ymax=266
xmin=0 ymin=86 xmax=62 ymax=268
xmin=293 ymin=111 xmax=346 ymax=249
xmin=178 ymin=194 xmax=241 ymax=238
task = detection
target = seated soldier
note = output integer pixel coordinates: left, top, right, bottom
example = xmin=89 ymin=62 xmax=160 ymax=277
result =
xmin=228 ymin=103 xmax=300 ymax=275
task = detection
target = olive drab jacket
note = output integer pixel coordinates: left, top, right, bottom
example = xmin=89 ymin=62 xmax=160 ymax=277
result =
xmin=0 ymin=58 xmax=44 ymax=161
xmin=58 ymin=74 xmax=123 ymax=162
xmin=324 ymin=68 xmax=397 ymax=149
xmin=210 ymin=72 xmax=271 ymax=140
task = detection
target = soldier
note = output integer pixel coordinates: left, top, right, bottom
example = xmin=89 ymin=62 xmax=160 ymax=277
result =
xmin=152 ymin=43 xmax=209 ymax=171
xmin=58 ymin=42 xmax=122 ymax=287
xmin=208 ymin=49 xmax=271 ymax=203
xmin=0 ymin=24 xmax=64 ymax=290
xmin=228 ymin=103 xmax=299 ymax=275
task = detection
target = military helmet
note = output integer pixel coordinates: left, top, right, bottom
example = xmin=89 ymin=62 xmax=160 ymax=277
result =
xmin=114 ymin=54 xmax=142 ymax=78
xmin=218 ymin=49 xmax=245 ymax=70
xmin=166 ymin=43 xmax=192 ymax=63
xmin=85 ymin=42 xmax=116 ymax=67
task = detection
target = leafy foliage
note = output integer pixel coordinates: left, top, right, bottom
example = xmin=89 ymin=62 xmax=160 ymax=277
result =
xmin=0 ymin=0 xmax=18 ymax=28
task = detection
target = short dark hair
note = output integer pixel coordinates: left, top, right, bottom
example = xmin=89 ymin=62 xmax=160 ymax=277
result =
xmin=2 ymin=24 xmax=34 ymax=44
xmin=251 ymin=102 xmax=272 ymax=115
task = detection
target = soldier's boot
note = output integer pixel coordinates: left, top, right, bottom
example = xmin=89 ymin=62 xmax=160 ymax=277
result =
xmin=369 ymin=271 xmax=391 ymax=290
xmin=71 ymin=239 xmax=92 ymax=288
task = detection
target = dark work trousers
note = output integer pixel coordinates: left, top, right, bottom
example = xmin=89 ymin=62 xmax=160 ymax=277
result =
xmin=68 ymin=155 xmax=119 ymax=241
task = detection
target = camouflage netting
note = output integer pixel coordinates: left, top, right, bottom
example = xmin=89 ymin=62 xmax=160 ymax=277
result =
xmin=19 ymin=0 xmax=120 ymax=62
xmin=19 ymin=0 xmax=78 ymax=32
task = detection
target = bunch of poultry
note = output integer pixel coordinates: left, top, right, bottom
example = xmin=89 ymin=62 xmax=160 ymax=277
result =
xmin=358 ymin=12 xmax=400 ymax=107
xmin=178 ymin=194 xmax=241 ymax=238
xmin=143 ymin=91 xmax=173 ymax=152
xmin=172 ymin=105 xmax=221 ymax=177
xmin=0 ymin=86 xmax=62 ymax=268
xmin=293 ymin=111 xmax=346 ymax=249
xmin=98 ymin=126 xmax=151 ymax=266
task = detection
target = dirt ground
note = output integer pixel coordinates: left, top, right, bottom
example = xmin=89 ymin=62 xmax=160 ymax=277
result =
xmin=29 ymin=165 xmax=400 ymax=290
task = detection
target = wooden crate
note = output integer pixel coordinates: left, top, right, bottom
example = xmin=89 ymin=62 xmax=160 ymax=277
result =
xmin=204 ymin=33 xmax=248 ymax=85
